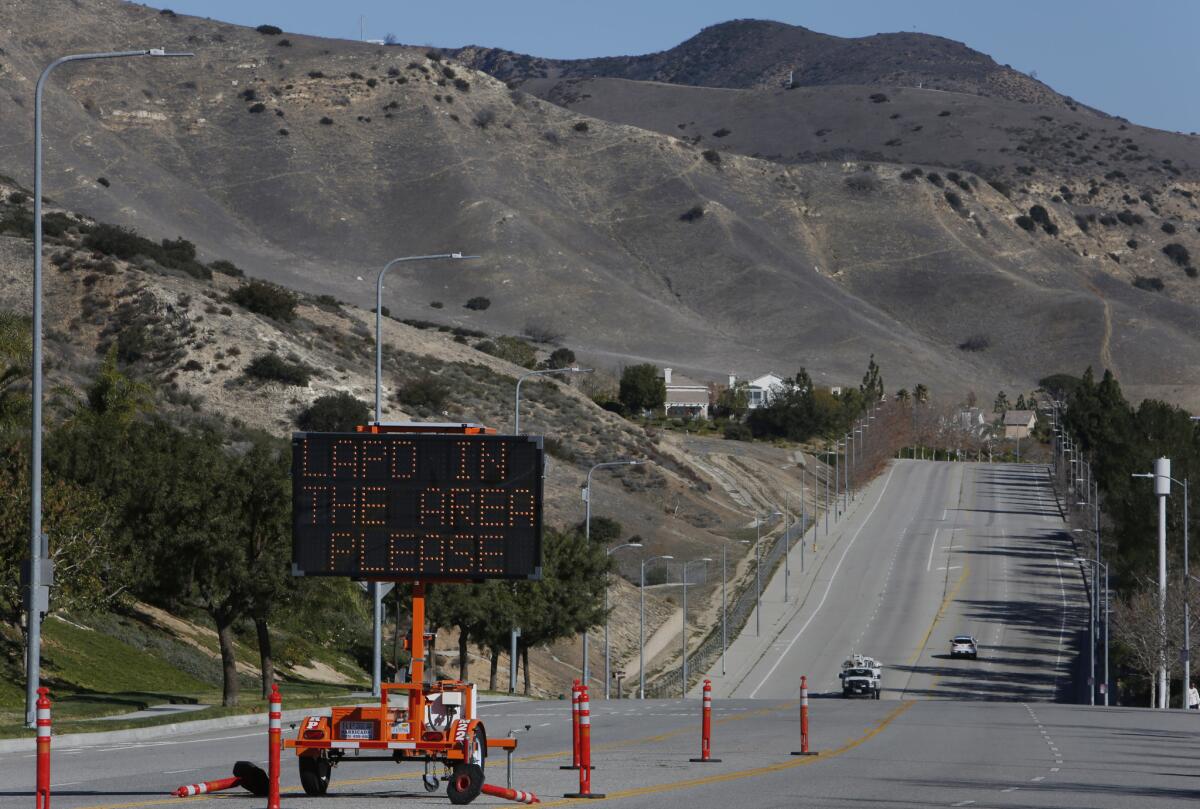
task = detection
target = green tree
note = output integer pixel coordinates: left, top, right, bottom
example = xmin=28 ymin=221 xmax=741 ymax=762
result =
xmin=0 ymin=445 xmax=118 ymax=627
xmin=0 ymin=311 xmax=31 ymax=438
xmin=913 ymin=383 xmax=929 ymax=404
xmin=993 ymin=391 xmax=1010 ymax=413
xmin=1015 ymin=393 xmax=1027 ymax=410
xmin=714 ymin=381 xmax=749 ymax=420
xmin=860 ymin=354 xmax=884 ymax=402
xmin=618 ymin=364 xmax=666 ymax=415
xmin=511 ymin=528 xmax=609 ymax=694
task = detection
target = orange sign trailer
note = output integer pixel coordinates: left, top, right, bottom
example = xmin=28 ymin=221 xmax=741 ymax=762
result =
xmin=286 ymin=423 xmax=524 ymax=805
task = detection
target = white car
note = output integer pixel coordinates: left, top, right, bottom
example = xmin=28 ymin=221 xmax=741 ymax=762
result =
xmin=950 ymin=635 xmax=978 ymax=659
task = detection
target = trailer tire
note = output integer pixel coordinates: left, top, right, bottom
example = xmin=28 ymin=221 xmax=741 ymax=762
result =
xmin=447 ymin=763 xmax=483 ymax=805
xmin=299 ymin=754 xmax=332 ymax=796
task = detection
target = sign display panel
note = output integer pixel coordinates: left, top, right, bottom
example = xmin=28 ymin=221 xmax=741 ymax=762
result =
xmin=292 ymin=432 xmax=543 ymax=580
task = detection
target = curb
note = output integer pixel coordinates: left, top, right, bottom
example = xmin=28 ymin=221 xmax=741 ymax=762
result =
xmin=0 ymin=693 xmax=533 ymax=754
xmin=0 ymin=705 xmax=329 ymax=754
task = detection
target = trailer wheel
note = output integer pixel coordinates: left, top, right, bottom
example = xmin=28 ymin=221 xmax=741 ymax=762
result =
xmin=446 ymin=763 xmax=483 ymax=805
xmin=299 ymin=754 xmax=332 ymax=796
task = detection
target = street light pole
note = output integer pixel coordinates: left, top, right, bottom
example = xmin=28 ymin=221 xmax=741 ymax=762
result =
xmin=603 ymin=541 xmax=643 ymax=699
xmin=680 ymin=558 xmax=712 ymax=698
xmin=586 ymin=460 xmax=644 ymax=691
xmin=1134 ymin=459 xmax=1172 ymax=708
xmin=514 ymin=367 xmax=594 ymax=434
xmin=371 ymin=251 xmax=476 ymax=698
xmin=375 ymin=253 xmax=477 ymax=422
xmin=26 ymin=47 xmax=193 ymax=728
xmin=639 ymin=555 xmax=674 ymax=698
xmin=783 ymin=491 xmax=790 ymax=603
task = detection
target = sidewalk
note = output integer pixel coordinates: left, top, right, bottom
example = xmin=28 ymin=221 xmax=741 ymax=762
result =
xmin=700 ymin=465 xmax=895 ymax=698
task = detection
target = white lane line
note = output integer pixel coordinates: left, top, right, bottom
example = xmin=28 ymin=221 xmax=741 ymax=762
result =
xmin=936 ymin=566 xmax=962 ymax=571
xmin=748 ymin=466 xmax=898 ymax=698
xmin=164 ymin=768 xmax=198 ymax=774
xmin=1050 ymin=767 xmax=1060 ymax=772
xmin=941 ymin=509 xmax=947 ymax=521
xmin=927 ymin=528 xmax=940 ymax=572
xmin=51 ymin=782 xmax=81 ymax=787
xmin=1001 ymin=787 xmax=1018 ymax=793
xmin=951 ymin=802 xmax=975 ymax=807
xmin=1031 ymin=776 xmax=1045 ymax=782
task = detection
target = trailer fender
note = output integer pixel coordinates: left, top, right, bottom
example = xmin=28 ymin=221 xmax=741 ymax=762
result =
xmin=451 ymin=719 xmax=486 ymax=764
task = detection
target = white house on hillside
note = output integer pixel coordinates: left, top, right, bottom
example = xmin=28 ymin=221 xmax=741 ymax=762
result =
xmin=736 ymin=372 xmax=786 ymax=410
xmin=662 ymin=367 xmax=711 ymax=419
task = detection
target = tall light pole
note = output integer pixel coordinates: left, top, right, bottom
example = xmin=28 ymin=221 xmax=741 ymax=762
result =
xmin=584 ymin=459 xmax=644 ymax=688
xmin=371 ymin=252 xmax=476 ymax=697
xmin=1134 ymin=459 xmax=1172 ymax=709
xmin=639 ymin=554 xmax=674 ymax=698
xmin=680 ymin=558 xmax=712 ymax=698
xmin=514 ymin=367 xmax=594 ymax=434
xmin=754 ymin=510 xmax=782 ymax=635
xmin=1076 ymin=557 xmax=1110 ymax=706
xmin=26 ymin=47 xmax=193 ymax=728
xmin=720 ymin=540 xmax=750 ymax=675
xmin=375 ymin=253 xmax=477 ymax=421
xmin=603 ymin=541 xmax=643 ymax=699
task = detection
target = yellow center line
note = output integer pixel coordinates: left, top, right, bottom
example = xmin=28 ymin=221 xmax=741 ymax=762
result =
xmin=538 ymin=701 xmax=914 ymax=807
xmin=68 ymin=702 xmax=802 ymax=809
xmin=906 ymin=562 xmax=971 ymax=667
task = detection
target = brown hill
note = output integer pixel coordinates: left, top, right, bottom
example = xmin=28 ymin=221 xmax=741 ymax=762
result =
xmin=449 ymin=19 xmax=1069 ymax=108
xmin=0 ymin=0 xmax=1198 ymax=406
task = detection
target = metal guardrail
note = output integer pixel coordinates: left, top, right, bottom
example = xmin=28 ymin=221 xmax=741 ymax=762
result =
xmin=644 ymin=514 xmax=811 ymax=698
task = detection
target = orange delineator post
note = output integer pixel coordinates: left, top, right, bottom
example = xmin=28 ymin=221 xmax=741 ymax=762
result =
xmin=481 ymin=783 xmax=540 ymax=804
xmin=172 ymin=777 xmax=242 ymax=798
xmin=689 ymin=679 xmax=721 ymax=763
xmin=268 ymin=683 xmax=282 ymax=809
xmin=36 ymin=687 xmax=50 ymax=809
xmin=563 ymin=685 xmax=603 ymax=799
xmin=559 ymin=680 xmax=581 ymax=770
xmin=791 ymin=675 xmax=818 ymax=756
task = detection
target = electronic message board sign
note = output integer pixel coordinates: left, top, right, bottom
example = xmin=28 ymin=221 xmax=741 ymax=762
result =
xmin=291 ymin=432 xmax=543 ymax=581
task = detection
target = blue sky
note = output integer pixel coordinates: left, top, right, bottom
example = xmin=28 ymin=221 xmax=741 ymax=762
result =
xmin=151 ymin=1 xmax=1199 ymax=133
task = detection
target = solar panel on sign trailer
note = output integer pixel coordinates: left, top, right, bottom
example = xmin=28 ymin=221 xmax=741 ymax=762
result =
xmin=290 ymin=432 xmax=544 ymax=581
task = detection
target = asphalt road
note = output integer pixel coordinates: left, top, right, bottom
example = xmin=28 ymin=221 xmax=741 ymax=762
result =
xmin=6 ymin=697 xmax=1200 ymax=808
xmin=712 ymin=460 xmax=1088 ymax=702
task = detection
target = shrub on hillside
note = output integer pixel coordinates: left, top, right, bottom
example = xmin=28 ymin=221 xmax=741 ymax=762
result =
xmin=1162 ymin=222 xmax=1177 ymax=234
xmin=723 ymin=421 xmax=752 ymax=441
xmin=523 ymin=322 xmax=563 ymax=344
xmin=547 ymin=347 xmax=576 ymax=369
xmin=958 ymin=334 xmax=990 ymax=352
xmin=712 ymin=127 xmax=731 ymax=137
xmin=83 ymin=224 xmax=210 ymax=279
xmin=475 ymin=336 xmax=537 ymax=368
xmin=573 ymin=121 xmax=589 ymax=132
xmin=1132 ymin=276 xmax=1164 ymax=292
xmin=246 ymin=354 xmax=311 ymax=385
xmin=844 ymin=173 xmax=879 ymax=193
xmin=679 ymin=205 xmax=705 ymax=222
xmin=1015 ymin=215 xmax=1036 ymax=232
xmin=464 ymin=296 xmax=491 ymax=311
xmin=255 ymin=24 xmax=283 ymax=35
xmin=869 ymin=93 xmax=889 ymax=103
xmin=926 ymin=172 xmax=944 ymax=187
xmin=208 ymin=259 xmax=244 ymax=278
xmin=1163 ymin=243 xmax=1191 ymax=267
xmin=297 ymin=392 xmax=371 ymax=431
xmin=229 ymin=280 xmax=298 ymax=322
xmin=473 ymin=108 xmax=495 ymax=128
xmin=396 ymin=376 xmax=449 ymax=409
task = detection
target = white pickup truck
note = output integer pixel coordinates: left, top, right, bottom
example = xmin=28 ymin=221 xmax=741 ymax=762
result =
xmin=839 ymin=654 xmax=882 ymax=699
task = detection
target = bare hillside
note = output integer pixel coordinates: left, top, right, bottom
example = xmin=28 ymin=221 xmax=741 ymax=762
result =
xmin=449 ymin=19 xmax=1068 ymax=107
xmin=0 ymin=1 xmax=1197 ymax=406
